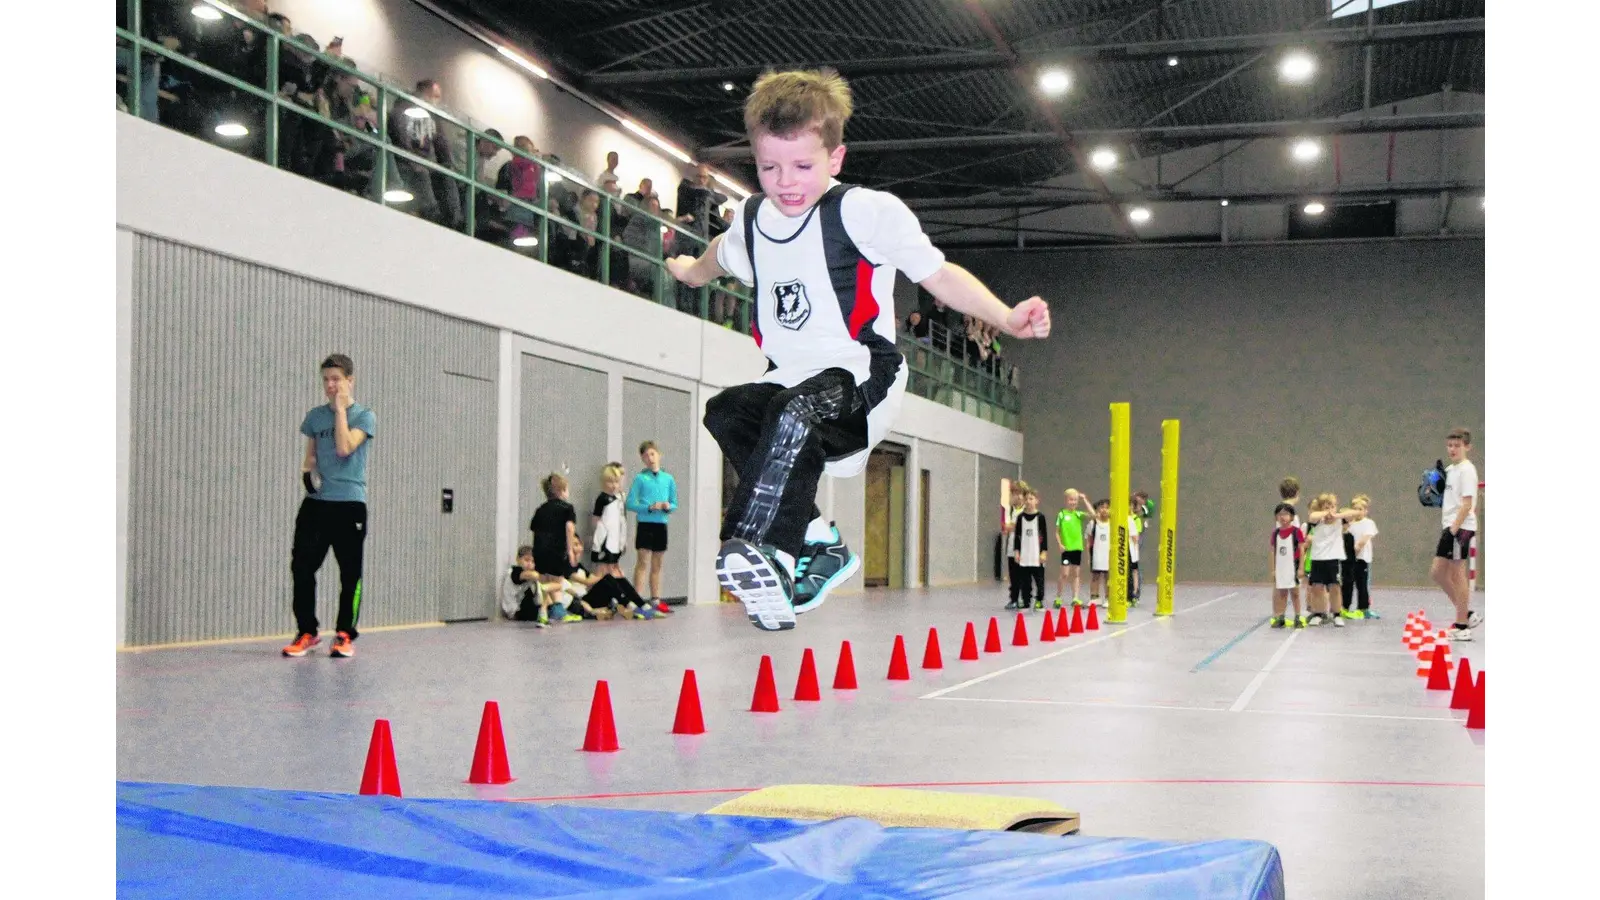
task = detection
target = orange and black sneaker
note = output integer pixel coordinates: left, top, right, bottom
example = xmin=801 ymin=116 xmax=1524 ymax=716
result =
xmin=282 ymin=633 xmax=320 ymax=657
xmin=329 ymin=632 xmax=355 ymax=658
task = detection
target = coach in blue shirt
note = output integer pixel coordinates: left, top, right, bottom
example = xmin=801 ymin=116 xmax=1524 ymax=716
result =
xmin=282 ymin=354 xmax=375 ymax=660
xmin=626 ymin=441 xmax=678 ymax=609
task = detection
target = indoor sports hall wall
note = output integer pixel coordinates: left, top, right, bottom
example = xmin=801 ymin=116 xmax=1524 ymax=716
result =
xmin=959 ymin=237 xmax=1485 ymax=588
xmin=115 ymin=115 xmax=1023 ymax=647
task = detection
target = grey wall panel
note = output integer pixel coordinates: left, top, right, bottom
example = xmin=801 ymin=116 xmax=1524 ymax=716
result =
xmin=518 ymin=354 xmax=608 ymax=564
xmin=126 ymin=236 xmax=498 ymax=646
xmin=979 ymin=455 xmax=1021 ymax=584
xmin=829 ymin=473 xmax=866 ymax=595
xmin=621 ymin=379 xmax=694 ymax=600
xmin=918 ymin=441 xmax=979 ymax=586
xmin=961 ymin=238 xmax=1485 ymax=586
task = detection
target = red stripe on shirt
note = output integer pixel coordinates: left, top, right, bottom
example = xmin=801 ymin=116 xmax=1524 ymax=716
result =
xmin=848 ymin=258 xmax=878 ymax=338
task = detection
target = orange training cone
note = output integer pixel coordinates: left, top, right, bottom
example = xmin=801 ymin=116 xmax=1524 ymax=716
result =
xmin=1040 ymin=609 xmax=1056 ymax=642
xmin=984 ymin=617 xmax=1004 ymax=653
xmin=1056 ymin=606 xmax=1070 ymax=637
xmin=1426 ymin=643 xmax=1453 ymax=691
xmin=359 ymin=718 xmax=402 ymax=796
xmin=1086 ymin=603 xmax=1101 ymax=630
xmin=672 ymin=669 xmax=706 ymax=734
xmin=467 ymin=701 xmax=515 ymax=784
xmin=1414 ymin=634 xmax=1437 ymax=676
xmin=751 ymin=655 xmax=781 ymax=712
xmin=833 ymin=640 xmax=858 ymax=690
xmin=959 ymin=622 xmax=980 ymax=661
xmin=1449 ymin=657 xmax=1475 ymax=710
xmin=581 ymin=680 xmax=620 ymax=752
xmin=1011 ymin=612 xmax=1030 ymax=646
xmin=1465 ymin=671 xmax=1485 ymax=729
xmin=922 ymin=628 xmax=944 ymax=670
xmin=1069 ymin=605 xmax=1084 ymax=634
xmin=887 ymin=635 xmax=911 ymax=680
xmin=795 ymin=649 xmax=821 ymax=701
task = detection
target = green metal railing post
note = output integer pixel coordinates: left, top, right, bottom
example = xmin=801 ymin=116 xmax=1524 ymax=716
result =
xmin=465 ymin=136 xmax=477 ymax=237
xmin=598 ymin=197 xmax=611 ymax=284
xmin=264 ymin=33 xmax=279 ymax=168
xmin=127 ymin=0 xmax=144 ymax=118
xmin=375 ymin=86 xmax=388 ymax=200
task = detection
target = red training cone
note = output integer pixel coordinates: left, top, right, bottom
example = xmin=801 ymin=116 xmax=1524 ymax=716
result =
xmin=1040 ymin=609 xmax=1056 ymax=642
xmin=1011 ymin=612 xmax=1030 ymax=646
xmin=1056 ymin=606 xmax=1070 ymax=637
xmin=1426 ymin=644 xmax=1453 ymax=691
xmin=922 ymin=628 xmax=944 ymax=669
xmin=984 ymin=617 xmax=1004 ymax=653
xmin=751 ymin=655 xmax=781 ymax=712
xmin=1465 ymin=671 xmax=1485 ymax=730
xmin=887 ymin=635 xmax=911 ymax=680
xmin=672 ymin=669 xmax=706 ymax=734
xmin=795 ymin=649 xmax=821 ymax=701
xmin=959 ymin=622 xmax=980 ymax=661
xmin=1449 ymin=657 xmax=1475 ymax=711
xmin=834 ymin=640 xmax=858 ymax=690
xmin=1069 ymin=605 xmax=1085 ymax=634
xmin=1086 ymin=604 xmax=1100 ymax=630
xmin=467 ymin=701 xmax=514 ymax=784
xmin=581 ymin=680 xmax=620 ymax=752
xmin=359 ymin=718 xmax=402 ymax=796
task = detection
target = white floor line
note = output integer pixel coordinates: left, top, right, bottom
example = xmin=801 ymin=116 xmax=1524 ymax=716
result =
xmin=930 ymin=695 xmax=1459 ymax=723
xmin=918 ymin=591 xmax=1240 ymax=701
xmin=1228 ymin=630 xmax=1299 ymax=712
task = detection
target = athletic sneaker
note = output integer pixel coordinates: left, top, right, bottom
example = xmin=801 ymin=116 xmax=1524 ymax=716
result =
xmin=1451 ymin=623 xmax=1474 ymax=642
xmin=717 ymin=538 xmax=796 ymax=631
xmin=1332 ymin=615 xmax=1344 ymax=628
xmin=1004 ymin=600 xmax=1019 ymax=610
xmin=1053 ymin=597 xmax=1063 ymax=609
xmin=1294 ymin=616 xmax=1308 ymax=629
xmin=329 ymin=632 xmax=354 ymax=658
xmin=1467 ymin=610 xmax=1483 ymax=627
xmin=792 ymin=524 xmax=860 ymax=615
xmin=1364 ymin=609 xmax=1381 ymax=620
xmin=1033 ymin=600 xmax=1044 ymax=611
xmin=1270 ymin=616 xmax=1286 ymax=629
xmin=281 ymin=633 xmax=320 ymax=657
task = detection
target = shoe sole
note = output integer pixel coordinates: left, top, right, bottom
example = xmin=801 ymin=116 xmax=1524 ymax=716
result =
xmin=716 ymin=538 xmax=795 ymax=632
xmin=330 ymin=646 xmax=354 ymax=658
xmin=793 ymin=552 xmax=860 ymax=615
xmin=282 ymin=638 xmax=321 ymax=658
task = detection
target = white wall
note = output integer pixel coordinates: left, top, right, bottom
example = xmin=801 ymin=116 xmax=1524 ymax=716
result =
xmin=117 ymin=114 xmax=1021 ymax=614
xmin=268 ymin=0 xmax=694 ymax=199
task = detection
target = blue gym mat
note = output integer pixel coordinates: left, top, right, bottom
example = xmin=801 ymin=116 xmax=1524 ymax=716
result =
xmin=117 ymin=781 xmax=1285 ymax=899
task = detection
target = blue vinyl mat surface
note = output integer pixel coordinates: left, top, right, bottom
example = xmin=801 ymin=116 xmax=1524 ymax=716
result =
xmin=117 ymin=781 xmax=1285 ymax=899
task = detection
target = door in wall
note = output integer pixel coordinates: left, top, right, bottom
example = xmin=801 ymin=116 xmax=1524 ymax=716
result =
xmin=864 ymin=444 xmax=907 ymax=588
xmin=438 ymin=372 xmax=498 ymax=621
xmin=919 ymin=469 xmax=931 ymax=587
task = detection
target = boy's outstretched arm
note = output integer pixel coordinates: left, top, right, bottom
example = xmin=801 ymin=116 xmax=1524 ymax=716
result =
xmin=666 ymin=234 xmax=729 ymax=288
xmin=918 ymin=262 xmax=1051 ymax=340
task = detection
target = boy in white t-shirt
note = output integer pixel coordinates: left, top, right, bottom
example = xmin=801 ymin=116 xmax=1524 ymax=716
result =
xmin=1269 ymin=503 xmax=1306 ymax=628
xmin=1306 ymin=493 xmax=1354 ymax=627
xmin=1009 ymin=489 xmax=1048 ymax=610
xmin=1088 ymin=499 xmax=1112 ymax=606
xmin=1430 ymin=428 xmax=1483 ymax=641
xmin=1340 ymin=495 xmax=1379 ymax=620
xmin=668 ymin=69 xmax=1052 ymax=631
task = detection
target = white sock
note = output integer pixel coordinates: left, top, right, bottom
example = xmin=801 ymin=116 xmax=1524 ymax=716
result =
xmin=773 ymin=548 xmax=797 ymax=578
xmin=804 ymin=517 xmax=835 ymax=544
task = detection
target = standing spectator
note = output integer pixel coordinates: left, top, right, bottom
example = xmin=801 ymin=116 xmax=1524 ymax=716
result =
xmin=675 ymin=164 xmax=727 ymax=236
xmin=283 ymin=355 xmax=375 ymax=659
xmin=594 ymin=150 xmax=620 ymax=187
xmin=501 ymin=135 xmax=544 ymax=246
xmin=621 ymin=194 xmax=666 ymax=299
xmin=626 ymin=441 xmax=678 ymax=614
xmin=625 ymin=177 xmax=656 ymax=208
xmin=388 ymin=79 xmax=460 ymax=229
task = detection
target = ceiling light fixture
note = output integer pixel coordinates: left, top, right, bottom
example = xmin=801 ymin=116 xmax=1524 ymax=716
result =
xmin=622 ymin=119 xmax=694 ymax=164
xmin=1089 ymin=147 xmax=1118 ymax=171
xmin=1279 ymin=51 xmax=1316 ymax=84
xmin=1303 ymin=201 xmax=1326 ymax=215
xmin=497 ymin=46 xmax=549 ymax=79
xmin=1038 ymin=68 xmax=1071 ymax=96
xmin=1291 ymin=138 xmax=1321 ymax=163
xmin=191 ymin=3 xmax=223 ymax=20
xmin=1129 ymin=207 xmax=1152 ymax=224
xmin=382 ymin=189 xmax=414 ymax=203
xmin=1167 ymin=56 xmax=1180 ymax=67
xmin=213 ymin=122 xmax=248 ymax=138
xmin=722 ymin=81 xmax=736 ymax=92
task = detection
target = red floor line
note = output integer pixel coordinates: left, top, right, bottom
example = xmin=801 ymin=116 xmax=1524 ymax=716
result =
xmin=502 ymin=777 xmax=1484 ymax=803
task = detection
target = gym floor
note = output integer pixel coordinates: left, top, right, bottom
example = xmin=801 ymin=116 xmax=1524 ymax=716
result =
xmin=117 ymin=583 xmax=1485 ymax=900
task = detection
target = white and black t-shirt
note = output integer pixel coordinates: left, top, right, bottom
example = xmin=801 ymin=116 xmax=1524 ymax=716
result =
xmin=1442 ymin=459 xmax=1479 ymax=532
xmin=1310 ymin=513 xmax=1345 ymax=561
xmin=716 ymin=181 xmax=945 ymax=477
xmin=1012 ymin=511 xmax=1046 ymax=567
xmin=1346 ymin=518 xmax=1378 ymax=563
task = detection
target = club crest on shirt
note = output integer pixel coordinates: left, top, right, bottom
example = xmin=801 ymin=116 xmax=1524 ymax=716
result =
xmin=772 ymin=279 xmax=812 ymax=331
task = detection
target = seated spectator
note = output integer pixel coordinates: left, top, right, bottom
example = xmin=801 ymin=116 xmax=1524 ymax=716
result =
xmin=575 ymin=189 xmax=601 ymax=278
xmin=906 ymin=310 xmax=931 ymax=342
xmin=622 ymin=195 xmax=666 ymax=299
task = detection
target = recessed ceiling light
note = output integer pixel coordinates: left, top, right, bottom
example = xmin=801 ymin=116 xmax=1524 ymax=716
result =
xmin=213 ymin=121 xmax=248 ymax=138
xmin=192 ymin=4 xmax=223 ymax=21
xmin=403 ymin=106 xmax=430 ymax=119
xmin=1220 ymin=199 xmax=1230 ymax=207
xmin=1129 ymin=207 xmax=1152 ymax=224
xmin=512 ymin=235 xmax=539 ymax=247
xmin=382 ymin=189 xmax=414 ymax=203
xmin=1167 ymin=56 xmax=1180 ymax=67
xmin=1038 ymin=68 xmax=1071 ymax=96
xmin=722 ymin=81 xmax=735 ymax=92
xmin=1089 ymin=147 xmax=1117 ymax=171
xmin=1291 ymin=138 xmax=1321 ymax=162
xmin=1279 ymin=51 xmax=1316 ymax=84
xmin=1303 ymin=201 xmax=1326 ymax=215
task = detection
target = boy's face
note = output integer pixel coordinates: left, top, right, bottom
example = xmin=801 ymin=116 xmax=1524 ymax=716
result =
xmin=1353 ymin=502 xmax=1368 ymax=520
xmin=321 ymin=367 xmax=350 ymax=400
xmin=518 ymin=552 xmax=534 ymax=568
xmin=1024 ymin=494 xmax=1039 ymax=512
xmin=1446 ymin=437 xmax=1468 ymax=462
xmin=1276 ymin=510 xmax=1292 ymax=527
xmin=1096 ymin=505 xmax=1110 ymax=520
xmin=752 ymin=128 xmax=845 ymax=217
xmin=642 ymin=448 xmax=661 ymax=470
xmin=1064 ymin=490 xmax=1078 ymax=509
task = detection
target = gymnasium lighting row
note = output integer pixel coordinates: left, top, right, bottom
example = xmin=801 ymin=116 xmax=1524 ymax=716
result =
xmin=186 ymin=1 xmax=752 ymax=199
xmin=1038 ymin=48 xmax=1318 ymax=97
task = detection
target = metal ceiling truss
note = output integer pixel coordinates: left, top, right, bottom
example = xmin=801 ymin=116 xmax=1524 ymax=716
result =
xmin=583 ymin=18 xmax=1484 ymax=85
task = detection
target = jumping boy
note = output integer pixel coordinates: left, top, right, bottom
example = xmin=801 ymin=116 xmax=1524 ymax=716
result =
xmin=1430 ymin=428 xmax=1482 ymax=641
xmin=667 ymin=69 xmax=1052 ymax=630
xmin=1054 ymin=488 xmax=1090 ymax=608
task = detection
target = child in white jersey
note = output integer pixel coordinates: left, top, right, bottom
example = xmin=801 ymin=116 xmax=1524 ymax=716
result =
xmin=667 ymin=69 xmax=1052 ymax=631
xmin=1269 ymin=503 xmax=1306 ymax=628
xmin=1088 ymin=498 xmax=1112 ymax=606
xmin=1306 ymin=493 xmax=1354 ymax=626
xmin=1341 ymin=495 xmax=1379 ymax=620
xmin=1009 ymin=489 xmax=1047 ymax=610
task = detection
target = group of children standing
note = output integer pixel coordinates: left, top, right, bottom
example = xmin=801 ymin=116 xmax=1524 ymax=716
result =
xmin=501 ymin=442 xmax=681 ymax=627
xmin=1269 ymin=476 xmax=1380 ymax=629
xmin=1005 ymin=481 xmax=1151 ymax=610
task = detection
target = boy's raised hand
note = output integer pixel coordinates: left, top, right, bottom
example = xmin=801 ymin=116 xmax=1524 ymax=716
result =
xmin=1004 ymin=297 xmax=1051 ymax=339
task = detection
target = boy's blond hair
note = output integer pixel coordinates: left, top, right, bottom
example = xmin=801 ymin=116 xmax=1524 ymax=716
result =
xmin=1352 ymin=493 xmax=1371 ymax=506
xmin=745 ymin=69 xmax=853 ymax=149
xmin=1309 ymin=492 xmax=1337 ymax=512
xmin=541 ymin=472 xmax=567 ymax=499
xmin=601 ymin=462 xmax=625 ymax=484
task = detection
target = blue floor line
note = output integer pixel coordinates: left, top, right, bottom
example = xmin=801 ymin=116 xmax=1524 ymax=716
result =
xmin=1192 ymin=616 xmax=1271 ymax=672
